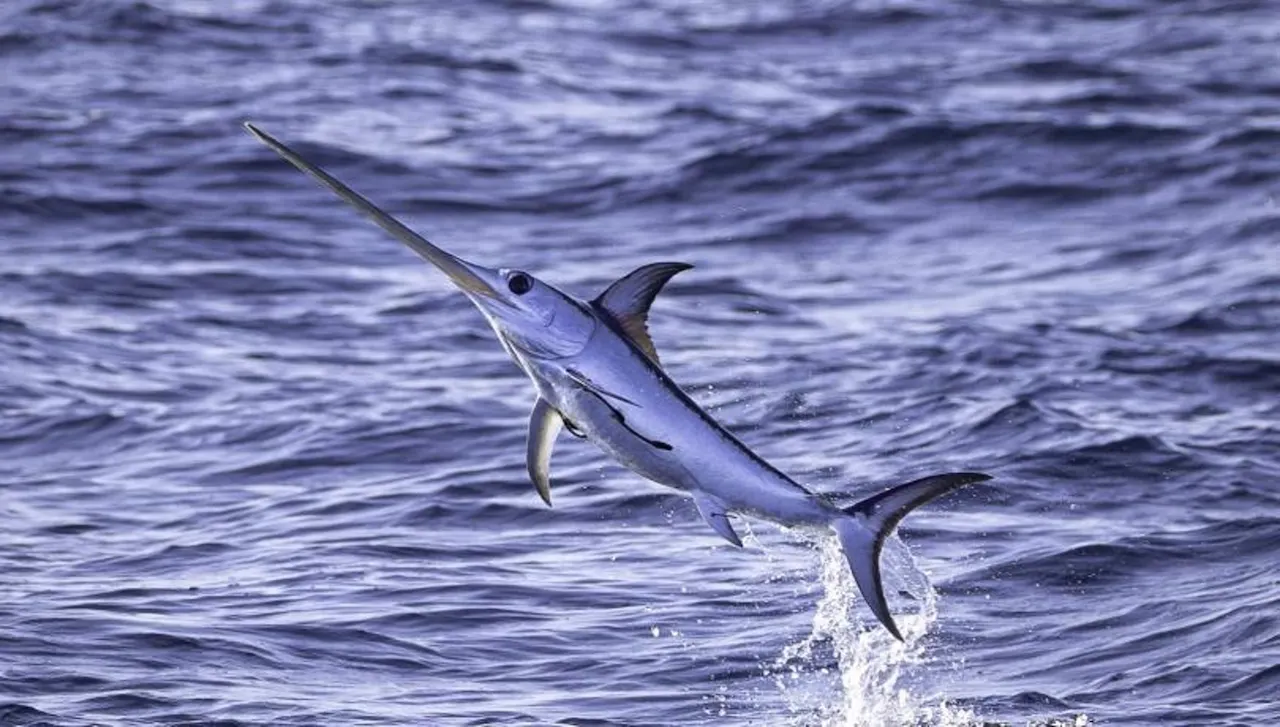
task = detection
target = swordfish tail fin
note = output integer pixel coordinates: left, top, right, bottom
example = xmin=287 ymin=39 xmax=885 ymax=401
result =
xmin=830 ymin=472 xmax=992 ymax=641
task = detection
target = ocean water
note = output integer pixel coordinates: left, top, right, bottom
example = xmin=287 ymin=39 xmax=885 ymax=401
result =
xmin=2 ymin=0 xmax=1278 ymax=725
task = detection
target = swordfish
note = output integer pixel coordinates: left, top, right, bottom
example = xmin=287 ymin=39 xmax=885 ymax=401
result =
xmin=245 ymin=123 xmax=990 ymax=640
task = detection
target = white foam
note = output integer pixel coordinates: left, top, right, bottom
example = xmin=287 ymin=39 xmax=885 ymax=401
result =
xmin=770 ymin=536 xmax=982 ymax=727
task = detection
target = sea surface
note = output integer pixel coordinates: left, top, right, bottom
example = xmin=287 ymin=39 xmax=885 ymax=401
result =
xmin=2 ymin=1 xmax=1278 ymax=725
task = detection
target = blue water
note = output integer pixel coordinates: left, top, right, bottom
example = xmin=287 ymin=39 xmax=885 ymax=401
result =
xmin=3 ymin=1 xmax=1278 ymax=725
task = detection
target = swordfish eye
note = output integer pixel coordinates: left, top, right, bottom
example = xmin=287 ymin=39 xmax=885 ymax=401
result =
xmin=506 ymin=270 xmax=533 ymax=295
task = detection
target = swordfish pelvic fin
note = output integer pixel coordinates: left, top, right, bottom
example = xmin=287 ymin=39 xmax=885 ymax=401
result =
xmin=526 ymin=398 xmax=563 ymax=507
xmin=693 ymin=491 xmax=743 ymax=547
xmin=593 ymin=262 xmax=693 ymax=365
xmin=832 ymin=472 xmax=992 ymax=641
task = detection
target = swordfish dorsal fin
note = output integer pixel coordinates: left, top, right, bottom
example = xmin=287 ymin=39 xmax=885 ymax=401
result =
xmin=526 ymin=398 xmax=563 ymax=507
xmin=593 ymin=262 xmax=692 ymax=365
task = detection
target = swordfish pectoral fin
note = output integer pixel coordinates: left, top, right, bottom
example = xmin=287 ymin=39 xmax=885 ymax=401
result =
xmin=564 ymin=367 xmax=640 ymax=407
xmin=526 ymin=398 xmax=563 ymax=507
xmin=832 ymin=472 xmax=992 ymax=641
xmin=693 ymin=492 xmax=743 ymax=548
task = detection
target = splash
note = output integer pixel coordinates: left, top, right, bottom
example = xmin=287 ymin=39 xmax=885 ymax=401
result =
xmin=769 ymin=536 xmax=980 ymax=727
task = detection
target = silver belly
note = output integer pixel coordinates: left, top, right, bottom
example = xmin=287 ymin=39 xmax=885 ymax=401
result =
xmin=555 ymin=383 xmax=695 ymax=490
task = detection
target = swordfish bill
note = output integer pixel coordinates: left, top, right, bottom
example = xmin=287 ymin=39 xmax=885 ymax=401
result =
xmin=245 ymin=122 xmax=993 ymax=641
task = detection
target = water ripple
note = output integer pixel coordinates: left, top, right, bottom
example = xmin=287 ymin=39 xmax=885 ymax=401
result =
xmin=3 ymin=0 xmax=1278 ymax=725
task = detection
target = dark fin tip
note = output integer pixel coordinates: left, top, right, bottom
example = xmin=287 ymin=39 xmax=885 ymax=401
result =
xmin=883 ymin=617 xmax=904 ymax=642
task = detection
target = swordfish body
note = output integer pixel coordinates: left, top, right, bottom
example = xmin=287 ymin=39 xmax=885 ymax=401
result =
xmin=245 ymin=123 xmax=991 ymax=640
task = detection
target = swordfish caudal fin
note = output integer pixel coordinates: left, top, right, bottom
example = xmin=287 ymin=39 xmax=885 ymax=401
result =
xmin=831 ymin=472 xmax=992 ymax=641
xmin=526 ymin=398 xmax=563 ymax=507
xmin=593 ymin=262 xmax=692 ymax=366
